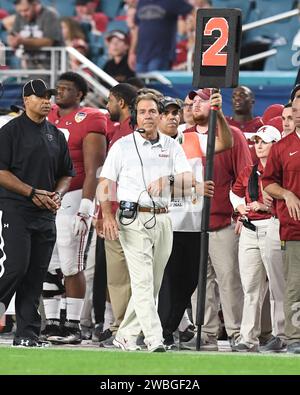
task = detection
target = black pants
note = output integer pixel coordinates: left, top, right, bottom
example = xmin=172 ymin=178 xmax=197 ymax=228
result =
xmin=93 ymin=236 xmax=107 ymax=325
xmin=158 ymin=231 xmax=201 ymax=338
xmin=0 ymin=203 xmax=56 ymax=340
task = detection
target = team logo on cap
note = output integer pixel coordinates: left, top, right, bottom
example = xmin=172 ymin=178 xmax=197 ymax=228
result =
xmin=259 ymin=126 xmax=268 ymax=134
xmin=75 ymin=112 xmax=87 ymax=123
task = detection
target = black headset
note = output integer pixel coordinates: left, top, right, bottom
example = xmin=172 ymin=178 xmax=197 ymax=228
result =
xmin=130 ymin=93 xmax=165 ymax=130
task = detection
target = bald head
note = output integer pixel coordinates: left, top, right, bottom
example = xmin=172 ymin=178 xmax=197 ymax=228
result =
xmin=232 ymin=85 xmax=254 ymax=117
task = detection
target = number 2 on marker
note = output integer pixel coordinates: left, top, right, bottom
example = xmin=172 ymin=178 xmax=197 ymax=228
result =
xmin=202 ymin=17 xmax=229 ymax=67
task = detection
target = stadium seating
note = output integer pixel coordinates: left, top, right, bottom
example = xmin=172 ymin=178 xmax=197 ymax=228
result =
xmin=0 ymin=8 xmax=8 ymax=19
xmin=0 ymin=0 xmax=14 ymax=14
xmin=264 ymin=42 xmax=299 ymax=71
xmin=245 ymin=0 xmax=298 ymax=42
xmin=100 ymin=0 xmax=123 ymax=20
xmin=0 ymin=20 xmax=6 ymax=42
xmin=256 ymin=0 xmax=297 ymax=16
xmin=42 ymin=0 xmax=56 ymax=7
xmin=0 ymin=0 xmax=298 ymax=108
xmin=0 ymin=83 xmax=23 ymax=109
xmin=52 ymin=0 xmax=76 ymax=17
xmin=212 ymin=0 xmax=255 ymax=23
xmin=106 ymin=19 xmax=129 ymax=34
xmin=88 ymin=31 xmax=107 ymax=66
xmin=93 ymin=12 xmax=109 ymax=33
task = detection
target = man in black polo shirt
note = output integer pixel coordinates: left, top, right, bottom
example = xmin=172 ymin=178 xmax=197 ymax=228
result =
xmin=0 ymin=79 xmax=74 ymax=347
xmin=103 ymin=30 xmax=136 ymax=83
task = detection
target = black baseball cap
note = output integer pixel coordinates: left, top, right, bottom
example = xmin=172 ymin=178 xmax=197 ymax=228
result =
xmin=23 ymin=79 xmax=57 ymax=98
xmin=290 ymin=84 xmax=300 ymax=101
xmin=161 ymin=96 xmax=182 ymax=111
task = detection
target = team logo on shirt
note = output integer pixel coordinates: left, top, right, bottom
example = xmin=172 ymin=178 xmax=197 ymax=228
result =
xmin=159 ymin=148 xmax=170 ymax=158
xmin=159 ymin=153 xmax=170 ymax=158
xmin=75 ymin=112 xmax=87 ymax=123
xmin=46 ymin=133 xmax=54 ymax=142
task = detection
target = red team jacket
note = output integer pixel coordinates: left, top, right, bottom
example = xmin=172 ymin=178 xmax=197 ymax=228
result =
xmin=226 ymin=116 xmax=263 ymax=135
xmin=232 ymin=162 xmax=271 ymax=221
xmin=107 ymin=117 xmax=133 ymax=151
xmin=262 ymin=131 xmax=300 ymax=241
xmin=48 ymin=105 xmax=107 ymax=191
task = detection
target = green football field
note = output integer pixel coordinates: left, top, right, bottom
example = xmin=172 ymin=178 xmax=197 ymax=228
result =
xmin=1 ymin=346 xmax=300 ymax=375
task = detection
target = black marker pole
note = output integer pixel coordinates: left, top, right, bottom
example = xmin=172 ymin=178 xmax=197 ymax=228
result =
xmin=196 ymin=88 xmax=219 ymax=351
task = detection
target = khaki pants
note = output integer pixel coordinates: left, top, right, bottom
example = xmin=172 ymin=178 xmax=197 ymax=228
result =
xmin=259 ymin=288 xmax=272 ymax=343
xmin=201 ymin=224 xmax=243 ymax=341
xmin=117 ymin=212 xmax=173 ymax=347
xmin=284 ymin=241 xmax=300 ymax=343
xmin=264 ymin=217 xmax=286 ymax=339
xmin=239 ymin=222 xmax=269 ymax=346
xmin=105 ymin=238 xmax=131 ymax=334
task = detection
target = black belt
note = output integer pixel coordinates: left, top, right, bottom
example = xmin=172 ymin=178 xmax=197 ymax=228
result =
xmin=239 ymin=217 xmax=256 ymax=231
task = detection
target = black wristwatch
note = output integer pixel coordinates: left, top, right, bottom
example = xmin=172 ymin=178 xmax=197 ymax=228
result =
xmin=27 ymin=187 xmax=36 ymax=201
xmin=168 ymin=175 xmax=175 ymax=185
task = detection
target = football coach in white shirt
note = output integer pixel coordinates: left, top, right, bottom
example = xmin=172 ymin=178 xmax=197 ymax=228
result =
xmin=97 ymin=92 xmax=192 ymax=352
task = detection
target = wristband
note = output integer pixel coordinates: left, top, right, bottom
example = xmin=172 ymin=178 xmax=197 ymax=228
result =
xmin=28 ymin=187 xmax=36 ymax=200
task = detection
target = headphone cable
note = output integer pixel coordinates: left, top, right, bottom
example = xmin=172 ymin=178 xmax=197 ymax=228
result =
xmin=133 ymin=132 xmax=156 ymax=229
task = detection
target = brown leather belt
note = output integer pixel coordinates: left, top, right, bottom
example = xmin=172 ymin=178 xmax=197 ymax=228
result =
xmin=138 ymin=207 xmax=168 ymax=214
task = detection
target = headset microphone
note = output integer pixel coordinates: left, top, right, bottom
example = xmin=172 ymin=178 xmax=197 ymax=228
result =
xmin=136 ymin=128 xmax=146 ymax=133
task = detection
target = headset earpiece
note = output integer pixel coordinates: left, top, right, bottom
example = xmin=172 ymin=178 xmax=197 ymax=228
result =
xmin=130 ymin=108 xmax=137 ymax=130
xmin=157 ymin=100 xmax=165 ymax=114
xmin=129 ymin=97 xmax=137 ymax=130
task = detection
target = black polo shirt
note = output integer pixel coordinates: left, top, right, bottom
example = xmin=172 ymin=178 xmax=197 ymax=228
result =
xmin=0 ymin=113 xmax=75 ymax=217
xmin=103 ymin=54 xmax=136 ymax=83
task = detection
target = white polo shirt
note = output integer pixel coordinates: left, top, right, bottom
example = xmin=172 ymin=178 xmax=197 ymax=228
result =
xmin=101 ymin=131 xmax=192 ymax=208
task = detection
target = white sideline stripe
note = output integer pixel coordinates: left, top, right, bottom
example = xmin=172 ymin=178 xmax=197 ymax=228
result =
xmin=0 ymin=211 xmax=7 ymax=279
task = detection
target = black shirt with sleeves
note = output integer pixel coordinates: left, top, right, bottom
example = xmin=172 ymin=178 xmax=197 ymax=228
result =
xmin=103 ymin=54 xmax=135 ymax=83
xmin=0 ymin=113 xmax=75 ymax=217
